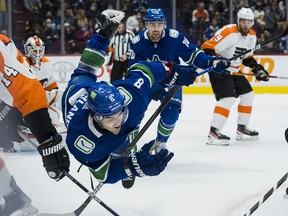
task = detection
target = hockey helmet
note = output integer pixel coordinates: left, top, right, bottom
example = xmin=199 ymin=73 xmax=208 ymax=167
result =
xmin=24 ymin=36 xmax=45 ymax=67
xmin=144 ymin=8 xmax=166 ymax=22
xmin=87 ymin=81 xmax=126 ymax=117
xmin=237 ymin=7 xmax=254 ymax=26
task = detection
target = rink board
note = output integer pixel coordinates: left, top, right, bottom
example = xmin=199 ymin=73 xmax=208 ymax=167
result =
xmin=46 ymin=55 xmax=288 ymax=93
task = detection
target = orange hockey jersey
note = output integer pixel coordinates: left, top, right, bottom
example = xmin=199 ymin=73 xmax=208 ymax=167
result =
xmin=201 ymin=24 xmax=257 ymax=73
xmin=0 ymin=41 xmax=48 ymax=117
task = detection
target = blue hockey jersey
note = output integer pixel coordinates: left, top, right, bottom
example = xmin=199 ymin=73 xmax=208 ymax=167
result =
xmin=129 ymin=28 xmax=208 ymax=68
xmin=62 ymin=34 xmax=170 ymax=184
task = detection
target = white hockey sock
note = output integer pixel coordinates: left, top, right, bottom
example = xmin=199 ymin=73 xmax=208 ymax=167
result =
xmin=211 ymin=97 xmax=235 ymax=130
xmin=238 ymin=91 xmax=254 ymax=125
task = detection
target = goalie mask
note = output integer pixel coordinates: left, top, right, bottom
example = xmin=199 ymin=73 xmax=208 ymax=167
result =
xmin=24 ymin=36 xmax=45 ymax=68
xmin=87 ymin=81 xmax=128 ymax=132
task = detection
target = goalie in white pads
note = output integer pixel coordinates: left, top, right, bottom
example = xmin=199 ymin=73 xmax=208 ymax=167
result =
xmin=201 ymin=7 xmax=270 ymax=146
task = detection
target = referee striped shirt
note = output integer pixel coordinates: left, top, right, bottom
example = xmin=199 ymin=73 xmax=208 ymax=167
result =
xmin=109 ymin=29 xmax=135 ymax=61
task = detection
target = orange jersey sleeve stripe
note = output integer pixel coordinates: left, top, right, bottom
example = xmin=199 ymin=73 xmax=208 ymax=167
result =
xmin=0 ymin=34 xmax=11 ymax=44
xmin=7 ymin=72 xmax=48 ymax=116
xmin=214 ymin=106 xmax=230 ymax=118
xmin=238 ymin=105 xmax=252 ymax=114
xmin=41 ymin=56 xmax=49 ymax=63
xmin=45 ymin=82 xmax=58 ymax=91
xmin=201 ymin=25 xmax=239 ymax=50
xmin=16 ymin=49 xmax=24 ymax=63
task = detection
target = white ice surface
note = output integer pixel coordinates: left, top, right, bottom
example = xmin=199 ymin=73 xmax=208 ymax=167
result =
xmin=1 ymin=94 xmax=288 ymax=216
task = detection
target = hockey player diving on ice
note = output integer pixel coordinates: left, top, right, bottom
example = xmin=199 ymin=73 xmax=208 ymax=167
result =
xmin=62 ymin=9 xmax=230 ymax=189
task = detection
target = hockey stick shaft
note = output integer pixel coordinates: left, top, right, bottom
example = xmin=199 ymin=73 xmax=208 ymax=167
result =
xmin=17 ymin=130 xmax=111 ymax=216
xmin=234 ymin=72 xmax=288 ymax=80
xmin=123 ymin=85 xmax=180 ymax=156
xmin=123 ymin=64 xmax=220 ymax=156
xmin=63 ymin=170 xmax=119 ymax=216
xmin=243 ymin=172 xmax=288 ymax=216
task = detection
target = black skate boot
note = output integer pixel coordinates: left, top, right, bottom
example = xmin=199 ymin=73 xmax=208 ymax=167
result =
xmin=206 ymin=126 xmax=230 ymax=146
xmin=236 ymin=124 xmax=259 ymax=141
xmin=0 ymin=176 xmax=38 ymax=216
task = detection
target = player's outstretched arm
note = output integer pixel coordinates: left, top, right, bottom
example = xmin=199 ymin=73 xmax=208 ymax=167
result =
xmin=125 ymin=140 xmax=174 ymax=177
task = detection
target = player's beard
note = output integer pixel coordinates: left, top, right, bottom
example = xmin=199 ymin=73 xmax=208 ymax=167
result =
xmin=149 ymin=31 xmax=162 ymax=42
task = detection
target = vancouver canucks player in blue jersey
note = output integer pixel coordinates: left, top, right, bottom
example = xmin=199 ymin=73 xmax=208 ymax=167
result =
xmin=62 ymin=10 xmax=229 ymax=189
xmin=128 ymin=8 xmax=229 ymax=153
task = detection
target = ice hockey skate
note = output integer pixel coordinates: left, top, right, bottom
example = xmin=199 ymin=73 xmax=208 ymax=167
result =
xmin=236 ymin=124 xmax=259 ymax=141
xmin=0 ymin=176 xmax=38 ymax=216
xmin=206 ymin=126 xmax=230 ymax=146
xmin=149 ymin=140 xmax=167 ymax=154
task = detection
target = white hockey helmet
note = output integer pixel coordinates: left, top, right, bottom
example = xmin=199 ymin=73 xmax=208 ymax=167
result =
xmin=237 ymin=7 xmax=254 ymax=26
xmin=24 ymin=36 xmax=45 ymax=67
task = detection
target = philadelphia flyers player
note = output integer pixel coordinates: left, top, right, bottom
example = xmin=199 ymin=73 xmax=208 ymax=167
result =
xmin=201 ymin=7 xmax=270 ymax=146
xmin=0 ymin=35 xmax=70 ymax=215
xmin=0 ymin=35 xmax=65 ymax=152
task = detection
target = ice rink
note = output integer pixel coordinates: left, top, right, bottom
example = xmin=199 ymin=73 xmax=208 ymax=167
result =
xmin=1 ymin=94 xmax=288 ymax=216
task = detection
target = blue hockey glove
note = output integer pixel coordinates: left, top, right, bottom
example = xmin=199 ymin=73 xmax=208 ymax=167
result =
xmin=165 ymin=62 xmax=198 ymax=86
xmin=207 ymin=56 xmax=231 ymax=74
xmin=127 ymin=140 xmax=174 ymax=177
xmin=149 ymin=82 xmax=170 ymax=101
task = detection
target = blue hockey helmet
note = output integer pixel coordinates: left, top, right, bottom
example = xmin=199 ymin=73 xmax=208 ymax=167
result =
xmin=144 ymin=8 xmax=166 ymax=22
xmin=87 ymin=81 xmax=125 ymax=117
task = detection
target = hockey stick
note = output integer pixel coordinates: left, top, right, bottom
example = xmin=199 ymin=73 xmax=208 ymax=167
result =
xmin=123 ymin=64 xmax=219 ymax=155
xmin=234 ymin=72 xmax=288 ymax=80
xmin=198 ymin=24 xmax=288 ymax=75
xmin=243 ymin=172 xmax=288 ymax=216
xmin=62 ymin=170 xmax=119 ymax=216
xmin=17 ymin=130 xmax=116 ymax=216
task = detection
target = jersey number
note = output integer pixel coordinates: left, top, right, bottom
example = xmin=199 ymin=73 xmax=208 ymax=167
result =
xmin=1 ymin=66 xmax=19 ymax=87
xmin=134 ymin=78 xmax=144 ymax=89
xmin=214 ymin=35 xmax=223 ymax=42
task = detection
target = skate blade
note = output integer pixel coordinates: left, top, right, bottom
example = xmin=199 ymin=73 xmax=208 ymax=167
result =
xmin=236 ymin=134 xmax=259 ymax=141
xmin=206 ymin=138 xmax=229 ymax=146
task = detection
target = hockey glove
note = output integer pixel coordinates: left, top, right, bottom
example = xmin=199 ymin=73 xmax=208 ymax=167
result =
xmin=206 ymin=56 xmax=231 ymax=74
xmin=285 ymin=128 xmax=288 ymax=143
xmin=165 ymin=61 xmax=198 ymax=86
xmin=37 ymin=134 xmax=70 ymax=181
xmin=95 ymin=9 xmax=125 ymax=40
xmin=149 ymin=82 xmax=170 ymax=101
xmin=127 ymin=140 xmax=174 ymax=177
xmin=252 ymin=64 xmax=269 ymax=81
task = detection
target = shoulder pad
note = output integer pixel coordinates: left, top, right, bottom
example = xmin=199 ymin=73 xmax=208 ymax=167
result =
xmin=131 ymin=35 xmax=140 ymax=44
xmin=169 ymin=29 xmax=179 ymax=38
